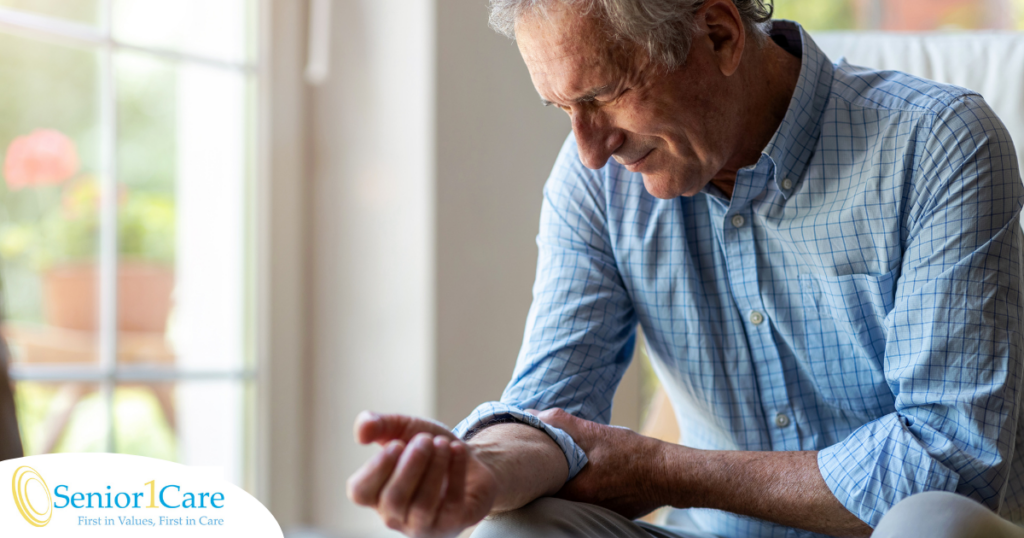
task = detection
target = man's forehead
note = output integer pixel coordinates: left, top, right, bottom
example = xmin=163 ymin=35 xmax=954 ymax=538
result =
xmin=526 ymin=52 xmax=621 ymax=106
xmin=516 ymin=7 xmax=608 ymax=61
xmin=515 ymin=7 xmax=627 ymax=104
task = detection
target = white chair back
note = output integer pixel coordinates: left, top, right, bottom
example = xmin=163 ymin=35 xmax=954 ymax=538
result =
xmin=814 ymin=32 xmax=1024 ymax=169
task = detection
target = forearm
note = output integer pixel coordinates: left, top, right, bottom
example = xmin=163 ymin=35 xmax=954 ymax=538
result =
xmin=467 ymin=423 xmax=569 ymax=513
xmin=663 ymin=447 xmax=871 ymax=537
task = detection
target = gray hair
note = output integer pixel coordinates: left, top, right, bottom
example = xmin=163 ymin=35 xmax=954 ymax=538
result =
xmin=489 ymin=0 xmax=774 ymax=70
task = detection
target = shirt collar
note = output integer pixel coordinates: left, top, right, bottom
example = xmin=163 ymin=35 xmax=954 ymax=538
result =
xmin=761 ymin=20 xmax=834 ymax=199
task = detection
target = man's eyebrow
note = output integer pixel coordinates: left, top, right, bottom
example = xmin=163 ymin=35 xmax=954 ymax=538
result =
xmin=541 ymin=84 xmax=613 ymax=107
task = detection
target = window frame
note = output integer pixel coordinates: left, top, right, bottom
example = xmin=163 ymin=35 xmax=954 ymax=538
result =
xmin=0 ymin=1 xmax=262 ymax=490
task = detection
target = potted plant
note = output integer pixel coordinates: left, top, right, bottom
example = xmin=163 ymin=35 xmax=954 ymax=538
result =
xmin=0 ymin=128 xmax=176 ymax=333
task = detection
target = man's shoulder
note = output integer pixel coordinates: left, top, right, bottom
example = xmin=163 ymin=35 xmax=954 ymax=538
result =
xmin=829 ymin=58 xmax=980 ymax=117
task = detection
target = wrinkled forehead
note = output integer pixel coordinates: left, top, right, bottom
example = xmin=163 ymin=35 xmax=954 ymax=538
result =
xmin=515 ymin=4 xmax=634 ymax=100
xmin=515 ymin=2 xmax=620 ymax=62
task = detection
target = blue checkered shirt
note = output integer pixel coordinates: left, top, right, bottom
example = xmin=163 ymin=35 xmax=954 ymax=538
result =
xmin=454 ymin=21 xmax=1024 ymax=537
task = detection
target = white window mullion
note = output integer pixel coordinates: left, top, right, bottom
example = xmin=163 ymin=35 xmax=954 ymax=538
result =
xmin=98 ymin=0 xmax=118 ymax=454
xmin=0 ymin=6 xmax=256 ymax=74
xmin=7 ymin=365 xmax=255 ymax=383
xmin=98 ymin=0 xmax=111 ymax=35
xmin=0 ymin=5 xmax=105 ymax=45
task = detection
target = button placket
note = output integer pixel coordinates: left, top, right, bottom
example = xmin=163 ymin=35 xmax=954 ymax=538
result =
xmin=722 ymin=160 xmax=797 ymax=450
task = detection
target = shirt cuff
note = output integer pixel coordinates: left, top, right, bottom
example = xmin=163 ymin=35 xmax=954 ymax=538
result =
xmin=818 ymin=412 xmax=960 ymax=527
xmin=452 ymin=401 xmax=588 ymax=481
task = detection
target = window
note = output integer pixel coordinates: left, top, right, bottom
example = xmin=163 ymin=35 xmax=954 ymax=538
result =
xmin=773 ymin=0 xmax=1024 ymax=31
xmin=0 ymin=1 xmax=258 ymax=490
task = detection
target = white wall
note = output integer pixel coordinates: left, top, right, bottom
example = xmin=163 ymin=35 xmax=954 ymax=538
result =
xmin=307 ymin=0 xmax=435 ymax=535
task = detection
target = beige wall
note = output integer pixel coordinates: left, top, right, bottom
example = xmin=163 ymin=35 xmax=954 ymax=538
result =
xmin=434 ymin=0 xmax=571 ymax=428
xmin=433 ymin=1 xmax=644 ymax=432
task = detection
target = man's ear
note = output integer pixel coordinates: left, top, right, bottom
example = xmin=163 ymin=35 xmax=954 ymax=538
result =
xmin=699 ymin=0 xmax=746 ymax=77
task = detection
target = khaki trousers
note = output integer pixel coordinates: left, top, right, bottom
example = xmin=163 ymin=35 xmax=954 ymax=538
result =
xmin=472 ymin=492 xmax=1024 ymax=538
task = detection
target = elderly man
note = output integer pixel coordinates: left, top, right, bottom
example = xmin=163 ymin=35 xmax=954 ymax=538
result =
xmin=347 ymin=0 xmax=1024 ymax=537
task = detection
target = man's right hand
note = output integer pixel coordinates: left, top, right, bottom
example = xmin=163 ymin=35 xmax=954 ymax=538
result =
xmin=346 ymin=411 xmax=499 ymax=538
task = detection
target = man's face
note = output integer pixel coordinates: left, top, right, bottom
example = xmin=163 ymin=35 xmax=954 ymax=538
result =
xmin=516 ymin=3 xmax=742 ymax=199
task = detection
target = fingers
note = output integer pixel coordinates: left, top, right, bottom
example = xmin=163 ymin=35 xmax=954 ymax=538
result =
xmin=534 ymin=407 xmax=576 ymax=430
xmin=444 ymin=440 xmax=468 ymax=504
xmin=406 ymin=436 xmax=451 ymax=529
xmin=432 ymin=440 xmax=468 ymax=531
xmin=348 ymin=418 xmax=482 ymax=536
xmin=533 ymin=408 xmax=596 ymax=452
xmin=535 ymin=407 xmax=568 ymax=422
xmin=379 ymin=433 xmax=435 ymax=529
xmin=347 ymin=439 xmax=405 ymax=506
xmin=355 ymin=411 xmax=454 ymax=445
xmin=353 ymin=411 xmax=381 ymax=444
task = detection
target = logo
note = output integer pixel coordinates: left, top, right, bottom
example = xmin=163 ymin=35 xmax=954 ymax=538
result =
xmin=12 ymin=466 xmax=52 ymax=527
xmin=1 ymin=454 xmax=283 ymax=536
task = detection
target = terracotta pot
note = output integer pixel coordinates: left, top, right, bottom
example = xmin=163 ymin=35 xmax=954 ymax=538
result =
xmin=42 ymin=262 xmax=174 ymax=333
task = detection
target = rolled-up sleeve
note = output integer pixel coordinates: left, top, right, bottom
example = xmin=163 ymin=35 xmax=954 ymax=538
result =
xmin=453 ymin=135 xmax=638 ymax=481
xmin=818 ymin=96 xmax=1024 ymax=526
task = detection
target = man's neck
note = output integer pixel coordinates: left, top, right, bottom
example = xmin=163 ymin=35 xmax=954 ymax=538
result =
xmin=709 ymin=36 xmax=803 ymax=199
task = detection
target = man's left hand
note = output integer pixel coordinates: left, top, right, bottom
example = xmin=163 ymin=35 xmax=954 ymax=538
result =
xmin=528 ymin=408 xmax=673 ymax=520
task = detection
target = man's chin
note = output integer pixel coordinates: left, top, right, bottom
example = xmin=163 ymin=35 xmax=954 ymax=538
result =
xmin=641 ymin=173 xmax=703 ymax=199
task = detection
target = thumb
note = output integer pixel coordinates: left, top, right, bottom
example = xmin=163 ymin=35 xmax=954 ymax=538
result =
xmin=530 ymin=407 xmax=582 ymax=436
xmin=353 ymin=411 xmax=454 ymax=445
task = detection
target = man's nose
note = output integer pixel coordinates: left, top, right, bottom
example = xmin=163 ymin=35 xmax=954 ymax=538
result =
xmin=571 ymin=110 xmax=623 ymax=170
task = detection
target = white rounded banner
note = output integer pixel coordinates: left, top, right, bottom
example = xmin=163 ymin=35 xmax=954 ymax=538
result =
xmin=0 ymin=454 xmax=283 ymax=537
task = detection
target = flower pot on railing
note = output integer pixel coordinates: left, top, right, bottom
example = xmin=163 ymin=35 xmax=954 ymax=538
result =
xmin=42 ymin=262 xmax=174 ymax=333
xmin=0 ymin=129 xmax=176 ymax=335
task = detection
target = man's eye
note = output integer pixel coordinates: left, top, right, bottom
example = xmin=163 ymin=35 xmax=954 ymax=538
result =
xmin=595 ymin=88 xmax=629 ymax=105
xmin=610 ymin=88 xmax=630 ymax=102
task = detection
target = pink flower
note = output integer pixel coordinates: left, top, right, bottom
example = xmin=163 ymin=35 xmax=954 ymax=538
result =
xmin=3 ymin=129 xmax=80 ymax=190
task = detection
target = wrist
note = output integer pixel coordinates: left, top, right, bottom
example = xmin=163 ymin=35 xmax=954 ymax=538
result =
xmin=653 ymin=441 xmax=701 ymax=510
xmin=467 ymin=423 xmax=566 ymax=512
xmin=465 ymin=431 xmax=511 ymax=507
xmin=641 ymin=437 xmax=673 ymax=508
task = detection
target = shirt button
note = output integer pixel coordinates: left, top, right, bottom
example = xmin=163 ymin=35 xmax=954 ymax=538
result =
xmin=749 ymin=311 xmax=764 ymax=325
xmin=775 ymin=413 xmax=790 ymax=428
xmin=782 ymin=178 xmax=793 ymax=190
xmin=731 ymin=214 xmax=745 ymax=228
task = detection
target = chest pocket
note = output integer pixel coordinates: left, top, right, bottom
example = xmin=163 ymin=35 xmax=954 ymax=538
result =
xmin=799 ymin=268 xmax=898 ymax=416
